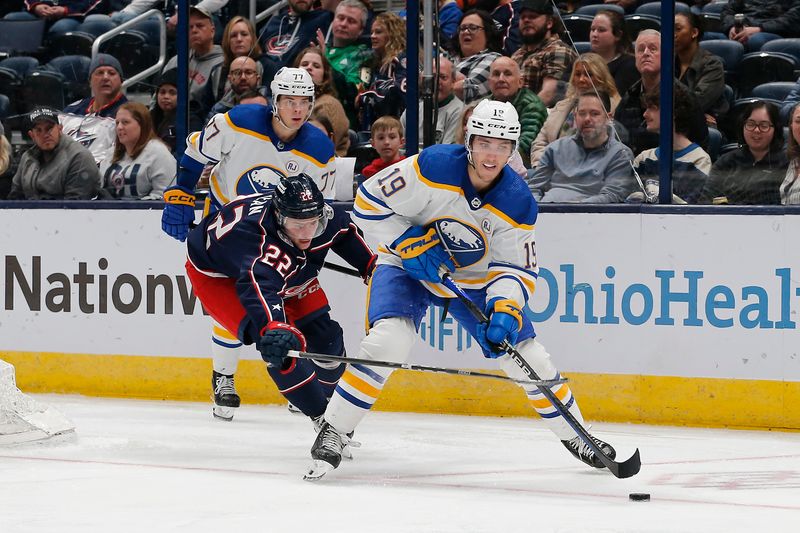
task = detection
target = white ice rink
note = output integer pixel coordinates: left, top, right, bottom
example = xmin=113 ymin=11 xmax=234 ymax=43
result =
xmin=1 ymin=395 xmax=799 ymax=533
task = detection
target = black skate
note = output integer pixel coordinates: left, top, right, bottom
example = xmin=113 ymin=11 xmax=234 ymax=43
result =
xmin=561 ymin=435 xmax=616 ymax=469
xmin=311 ymin=415 xmax=359 ymax=460
xmin=304 ymin=421 xmax=347 ymax=481
xmin=212 ymin=371 xmax=240 ymax=421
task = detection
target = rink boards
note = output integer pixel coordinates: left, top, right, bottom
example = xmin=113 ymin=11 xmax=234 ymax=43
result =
xmin=1 ymin=207 xmax=799 ymax=430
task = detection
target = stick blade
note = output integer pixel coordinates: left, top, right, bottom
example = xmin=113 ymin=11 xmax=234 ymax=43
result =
xmin=605 ymin=448 xmax=641 ymax=479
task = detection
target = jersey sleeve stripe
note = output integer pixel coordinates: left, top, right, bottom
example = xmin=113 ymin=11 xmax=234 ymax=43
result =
xmin=488 ymin=273 xmax=535 ymax=302
xmin=224 ymin=112 xmax=271 ymax=142
xmin=354 ymin=194 xmax=380 ymax=212
xmin=353 ymin=210 xmax=394 ymax=221
xmin=210 ymin=174 xmax=230 ymax=205
xmin=488 ymin=261 xmax=538 ymax=280
xmin=483 ymin=203 xmax=534 ymax=230
xmin=414 ymin=156 xmax=464 ymax=195
xmin=357 ymin=184 xmax=390 ymax=209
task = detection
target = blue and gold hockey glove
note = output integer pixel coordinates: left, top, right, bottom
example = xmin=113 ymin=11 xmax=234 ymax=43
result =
xmin=161 ymin=186 xmax=196 ymax=242
xmin=476 ymin=297 xmax=523 ymax=358
xmin=393 ymin=226 xmax=456 ymax=283
xmin=259 ymin=321 xmax=307 ymax=367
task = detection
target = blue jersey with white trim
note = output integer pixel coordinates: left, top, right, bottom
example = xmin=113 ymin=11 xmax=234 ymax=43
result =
xmin=353 ymin=143 xmax=538 ymax=306
xmin=187 ymin=192 xmax=374 ymax=330
xmin=179 ymin=105 xmax=336 ymax=208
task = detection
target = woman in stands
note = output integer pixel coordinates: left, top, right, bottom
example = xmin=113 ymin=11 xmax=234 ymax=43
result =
xmin=589 ymin=10 xmax=637 ymax=97
xmin=529 ymin=53 xmax=619 ymax=167
xmin=0 ymin=121 xmax=17 ymax=199
xmin=100 ymin=102 xmax=175 ymax=200
xmin=203 ymin=16 xmax=263 ymax=114
xmin=701 ymin=100 xmax=787 ymax=205
xmin=674 ymin=11 xmax=727 ymax=126
xmin=294 ymin=46 xmax=350 ymax=156
xmin=781 ymin=102 xmax=800 ymax=205
xmin=356 ymin=12 xmax=407 ymax=131
xmin=451 ymin=9 xmax=502 ymax=105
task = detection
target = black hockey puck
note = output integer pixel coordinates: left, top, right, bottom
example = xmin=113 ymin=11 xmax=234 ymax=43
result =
xmin=629 ymin=493 xmax=650 ymax=501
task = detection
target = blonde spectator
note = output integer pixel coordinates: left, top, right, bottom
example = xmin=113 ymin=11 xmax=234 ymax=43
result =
xmin=99 ymin=102 xmax=175 ymax=200
xmin=781 ymin=102 xmax=800 ymax=205
xmin=357 ymin=12 xmax=407 ymax=129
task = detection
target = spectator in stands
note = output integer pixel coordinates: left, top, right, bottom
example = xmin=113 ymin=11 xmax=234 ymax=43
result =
xmin=510 ymin=0 xmax=576 ymax=107
xmin=112 ymin=0 xmax=228 ymax=34
xmin=401 ymin=55 xmax=464 ymax=146
xmin=326 ymin=0 xmax=373 ymax=128
xmin=357 ymin=12 xmax=407 ymax=130
xmin=700 ymin=100 xmax=787 ymax=205
xmin=259 ymin=0 xmax=333 ymax=83
xmin=781 ymin=102 xmax=800 ymax=205
xmin=487 ymin=56 xmax=545 ymax=168
xmin=721 ymin=0 xmax=800 ymax=52
xmin=294 ymin=46 xmax=350 ymax=156
xmin=626 ymin=84 xmax=711 ymax=205
xmin=590 ymin=10 xmax=637 ymax=97
xmin=674 ymin=12 xmax=727 ymax=126
xmin=780 ymin=77 xmax=800 ymax=126
xmin=8 ymin=0 xmax=113 ymax=36
xmin=452 ymin=9 xmax=502 ymax=105
xmin=206 ymin=56 xmax=264 ymax=120
xmin=530 ymin=53 xmax=620 ymax=167
xmin=8 ymin=108 xmax=100 ymax=200
xmin=439 ymin=0 xmax=462 ymax=41
xmin=63 ymin=53 xmax=128 ymax=118
xmin=163 ymin=6 xmax=224 ymax=110
xmin=99 ymin=102 xmax=175 ymax=200
xmin=202 ymin=16 xmax=263 ymax=113
xmin=361 ymin=116 xmax=405 ymax=179
xmin=454 ymin=101 xmax=527 ymax=177
xmin=492 ymin=0 xmax=521 ymax=56
xmin=237 ymin=90 xmax=268 ymax=106
xmin=615 ymin=30 xmax=707 ymax=156
xmin=308 ymin=112 xmax=336 ymax=145
xmin=150 ymin=69 xmax=178 ymax=153
xmin=528 ymin=91 xmax=634 ymax=203
xmin=0 ymin=121 xmax=17 ymax=199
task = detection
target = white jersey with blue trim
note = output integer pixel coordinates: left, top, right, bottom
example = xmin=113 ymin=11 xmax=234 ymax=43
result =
xmin=183 ymin=104 xmax=336 ymax=208
xmin=352 ymin=143 xmax=539 ymax=306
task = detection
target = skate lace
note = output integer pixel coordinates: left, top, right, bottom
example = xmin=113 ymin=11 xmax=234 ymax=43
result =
xmin=320 ymin=425 xmax=344 ymax=453
xmin=214 ymin=375 xmax=236 ymax=396
xmin=569 ymin=436 xmax=595 ymax=459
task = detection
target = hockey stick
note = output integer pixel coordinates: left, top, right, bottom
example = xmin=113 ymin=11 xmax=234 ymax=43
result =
xmin=286 ymin=350 xmax=568 ymax=387
xmin=322 ymin=261 xmax=362 ymax=278
xmin=439 ymin=273 xmax=641 ymax=479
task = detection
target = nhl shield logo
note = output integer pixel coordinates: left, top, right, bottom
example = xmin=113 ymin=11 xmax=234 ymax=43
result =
xmin=432 ymin=218 xmax=487 ymax=267
xmin=236 ymin=165 xmax=286 ymax=195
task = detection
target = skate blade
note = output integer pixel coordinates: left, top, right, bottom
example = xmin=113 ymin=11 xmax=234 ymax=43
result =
xmin=212 ymin=405 xmax=236 ymax=421
xmin=303 ymin=460 xmax=335 ymax=481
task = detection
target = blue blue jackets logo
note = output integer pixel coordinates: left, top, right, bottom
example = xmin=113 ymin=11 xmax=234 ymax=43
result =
xmin=236 ymin=165 xmax=286 ymax=196
xmin=433 ymin=218 xmax=486 ymax=267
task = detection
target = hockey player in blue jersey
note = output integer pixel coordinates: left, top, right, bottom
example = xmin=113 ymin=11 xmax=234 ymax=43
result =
xmin=305 ymin=100 xmax=616 ymax=480
xmin=185 ymin=173 xmax=376 ymax=431
xmin=162 ymin=67 xmax=338 ymax=420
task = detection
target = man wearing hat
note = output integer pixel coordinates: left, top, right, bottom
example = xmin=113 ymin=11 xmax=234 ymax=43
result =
xmin=509 ymin=0 xmax=576 ymax=107
xmin=7 ymin=108 xmax=100 ymax=200
xmin=63 ymin=53 xmax=128 ymax=118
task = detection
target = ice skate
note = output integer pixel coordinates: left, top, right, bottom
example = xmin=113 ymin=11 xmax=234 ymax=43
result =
xmin=311 ymin=415 xmax=359 ymax=460
xmin=211 ymin=371 xmax=240 ymax=421
xmin=304 ymin=421 xmax=348 ymax=480
xmin=561 ymin=434 xmax=616 ymax=469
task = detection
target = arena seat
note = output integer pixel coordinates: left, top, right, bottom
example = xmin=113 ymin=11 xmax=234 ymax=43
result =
xmin=48 ymin=31 xmax=95 ymax=59
xmin=0 ymin=93 xmax=10 ymax=119
xmin=634 ymin=2 xmax=690 ymax=16
xmin=624 ymin=15 xmax=661 ymax=40
xmin=573 ymin=41 xmax=592 ymax=55
xmin=750 ymin=82 xmax=796 ymax=102
xmin=98 ymin=30 xmax=154 ymax=78
xmin=0 ymin=19 xmax=46 ymax=56
xmin=575 ymin=4 xmax=624 ymax=17
xmin=699 ymin=39 xmax=744 ymax=87
xmin=21 ymin=70 xmax=65 ymax=113
xmin=736 ymin=52 xmax=797 ymax=97
xmin=561 ymin=14 xmax=593 ymax=44
xmin=761 ymin=39 xmax=800 ymax=74
xmin=47 ymin=55 xmax=92 ymax=104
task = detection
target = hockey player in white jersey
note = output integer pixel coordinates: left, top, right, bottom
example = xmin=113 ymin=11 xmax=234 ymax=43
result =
xmin=161 ymin=67 xmax=337 ymax=420
xmin=305 ymin=100 xmax=616 ymax=480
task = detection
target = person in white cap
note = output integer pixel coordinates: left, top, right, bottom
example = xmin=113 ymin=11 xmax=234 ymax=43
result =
xmin=304 ymin=99 xmax=616 ymax=480
xmin=160 ymin=66 xmax=336 ymax=421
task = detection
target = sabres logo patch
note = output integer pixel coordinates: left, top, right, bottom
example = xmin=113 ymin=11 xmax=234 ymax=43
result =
xmin=236 ymin=165 xmax=286 ymax=196
xmin=432 ymin=218 xmax=487 ymax=267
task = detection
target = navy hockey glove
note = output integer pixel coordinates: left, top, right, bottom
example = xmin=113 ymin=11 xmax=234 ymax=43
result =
xmin=259 ymin=321 xmax=307 ymax=366
xmin=161 ymin=186 xmax=196 ymax=242
xmin=476 ymin=298 xmax=523 ymax=358
xmin=393 ymin=226 xmax=456 ymax=283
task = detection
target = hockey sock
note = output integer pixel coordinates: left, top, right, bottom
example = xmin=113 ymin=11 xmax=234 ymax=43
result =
xmin=211 ymin=322 xmax=243 ymax=375
xmin=267 ymin=358 xmax=328 ymax=418
xmin=312 ymin=360 xmax=346 ymax=400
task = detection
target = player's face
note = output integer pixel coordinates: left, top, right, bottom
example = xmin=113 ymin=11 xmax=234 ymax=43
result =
xmin=228 ymin=21 xmax=255 ymax=57
xmin=276 ymin=96 xmax=312 ymax=128
xmin=157 ymin=84 xmax=177 ymax=111
xmin=115 ymin=109 xmax=142 ymax=149
xmin=282 ymin=216 xmax=322 ymax=249
xmin=469 ymin=135 xmax=513 ymax=190
xmin=90 ymin=66 xmax=122 ymax=100
xmin=298 ymin=52 xmax=324 ymax=85
xmin=643 ymin=104 xmax=660 ymax=132
xmin=372 ymin=128 xmax=404 ymax=162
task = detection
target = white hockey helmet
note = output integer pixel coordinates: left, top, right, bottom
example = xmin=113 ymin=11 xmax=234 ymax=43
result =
xmin=270 ymin=67 xmax=315 ymax=127
xmin=465 ymin=100 xmax=521 ymax=163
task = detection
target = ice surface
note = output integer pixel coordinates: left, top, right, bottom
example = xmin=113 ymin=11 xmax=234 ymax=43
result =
xmin=1 ymin=395 xmax=799 ymax=533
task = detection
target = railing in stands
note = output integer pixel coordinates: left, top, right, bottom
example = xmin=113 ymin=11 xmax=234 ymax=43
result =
xmin=91 ymin=9 xmax=168 ymax=90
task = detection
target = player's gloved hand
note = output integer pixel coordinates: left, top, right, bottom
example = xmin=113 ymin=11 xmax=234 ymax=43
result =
xmin=161 ymin=186 xmax=196 ymax=242
xmin=258 ymin=321 xmax=307 ymax=366
xmin=476 ymin=298 xmax=523 ymax=358
xmin=392 ymin=226 xmax=456 ymax=283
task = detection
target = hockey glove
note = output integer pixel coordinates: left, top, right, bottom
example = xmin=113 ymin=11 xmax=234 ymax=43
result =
xmin=259 ymin=321 xmax=307 ymax=367
xmin=392 ymin=226 xmax=456 ymax=283
xmin=161 ymin=186 xmax=196 ymax=242
xmin=476 ymin=298 xmax=523 ymax=358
